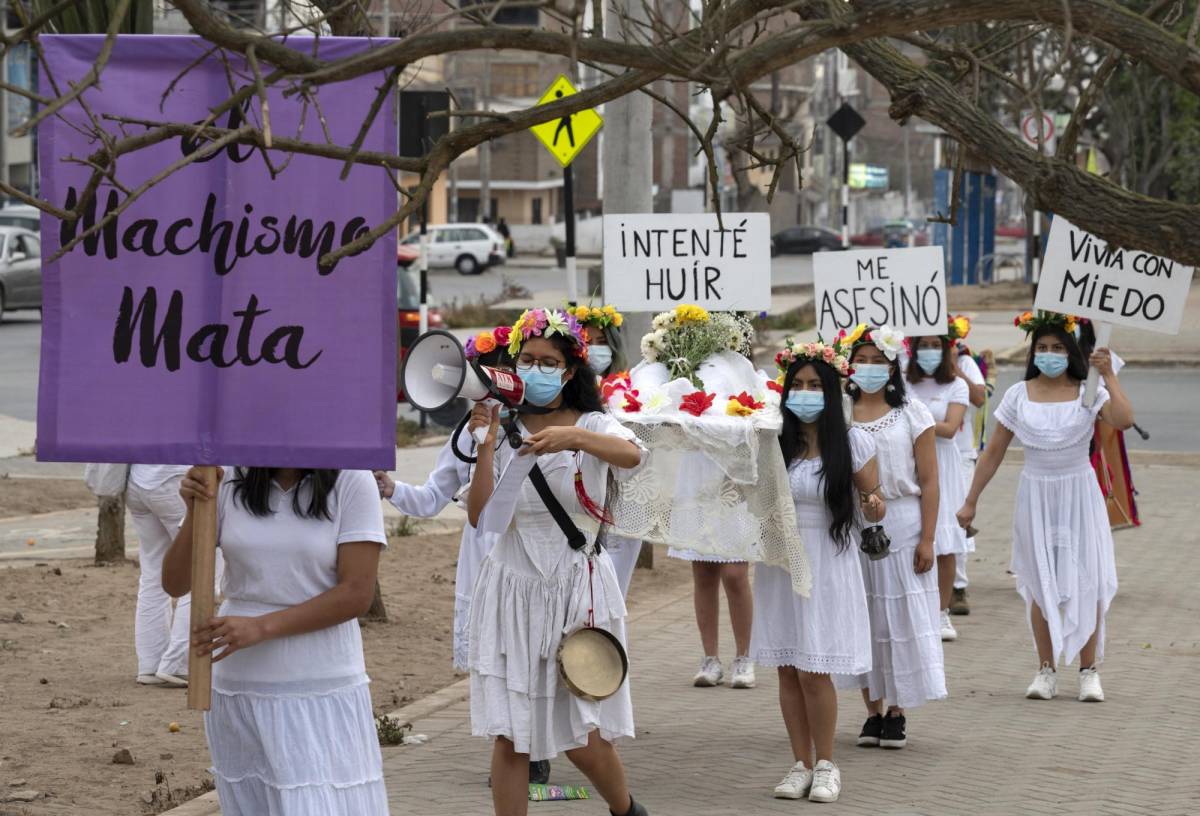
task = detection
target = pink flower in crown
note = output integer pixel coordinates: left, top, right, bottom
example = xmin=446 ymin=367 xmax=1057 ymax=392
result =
xmin=805 ymin=343 xmax=819 ymax=357
xmin=822 ymin=346 xmax=836 ymax=362
xmin=531 ymin=309 xmax=549 ymax=333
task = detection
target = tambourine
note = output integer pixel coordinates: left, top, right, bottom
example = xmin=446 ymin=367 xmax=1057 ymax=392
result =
xmin=556 ymin=626 xmax=629 ymax=702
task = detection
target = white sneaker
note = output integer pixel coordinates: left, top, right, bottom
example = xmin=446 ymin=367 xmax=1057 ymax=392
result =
xmin=136 ymin=673 xmax=166 ymax=685
xmin=1078 ymin=668 xmax=1105 ymax=702
xmin=692 ymin=656 xmax=724 ymax=687
xmin=730 ymin=656 xmax=756 ymax=689
xmin=1026 ymin=666 xmax=1057 ymax=700
xmin=808 ymin=760 xmax=841 ymax=803
xmin=155 ymin=671 xmax=188 ymax=688
xmin=939 ymin=609 xmax=958 ymax=642
xmin=772 ymin=761 xmax=812 ymax=799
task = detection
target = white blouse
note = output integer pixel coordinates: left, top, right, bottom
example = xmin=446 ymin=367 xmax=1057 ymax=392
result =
xmin=389 ymin=435 xmax=471 ymax=517
xmin=994 ymin=381 xmax=1110 ymax=452
xmin=852 ymin=400 xmax=934 ymax=501
xmin=908 ymin=377 xmax=970 ymax=424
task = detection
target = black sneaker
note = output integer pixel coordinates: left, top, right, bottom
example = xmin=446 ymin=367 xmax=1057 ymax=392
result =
xmin=949 ymin=587 xmax=970 ymax=616
xmin=528 ymin=759 xmax=550 ymax=785
xmin=611 ymin=797 xmax=649 ymax=816
xmin=880 ymin=713 xmax=907 ymax=749
xmin=856 ymin=713 xmax=883 ymax=747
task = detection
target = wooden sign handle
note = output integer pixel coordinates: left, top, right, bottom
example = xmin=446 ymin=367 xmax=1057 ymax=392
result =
xmin=1084 ymin=322 xmax=1113 ymax=408
xmin=187 ymin=466 xmax=218 ymax=711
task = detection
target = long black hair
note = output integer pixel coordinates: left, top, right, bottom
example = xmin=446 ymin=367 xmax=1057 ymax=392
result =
xmin=779 ymin=359 xmax=856 ymax=550
xmin=231 ymin=468 xmax=339 ymax=519
xmin=548 ymin=333 xmax=605 ymax=413
xmin=906 ymin=337 xmax=956 ymax=385
xmin=847 ymin=345 xmax=907 ymax=407
xmin=1024 ymin=325 xmax=1088 ymax=382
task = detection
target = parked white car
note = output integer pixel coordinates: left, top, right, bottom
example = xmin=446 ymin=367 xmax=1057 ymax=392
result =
xmin=0 ymin=226 xmax=42 ymax=319
xmin=399 ymin=223 xmax=505 ymax=276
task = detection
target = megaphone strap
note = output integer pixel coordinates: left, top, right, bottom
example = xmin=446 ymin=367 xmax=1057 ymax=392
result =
xmin=528 ymin=464 xmax=588 ymax=552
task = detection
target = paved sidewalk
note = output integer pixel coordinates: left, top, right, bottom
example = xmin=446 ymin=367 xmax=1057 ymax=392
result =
xmin=380 ymin=458 xmax=1196 ymax=815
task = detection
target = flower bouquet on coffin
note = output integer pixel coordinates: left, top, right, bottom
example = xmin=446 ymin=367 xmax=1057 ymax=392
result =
xmin=606 ymin=305 xmax=811 ymax=597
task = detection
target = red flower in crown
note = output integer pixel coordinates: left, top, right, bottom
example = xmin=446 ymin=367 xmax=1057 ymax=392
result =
xmin=730 ymin=392 xmax=765 ymax=410
xmin=493 ymin=325 xmax=512 ymax=347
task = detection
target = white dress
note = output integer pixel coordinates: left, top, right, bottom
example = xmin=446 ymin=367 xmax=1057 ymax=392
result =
xmin=751 ymin=428 xmax=875 ymax=675
xmin=843 ymin=401 xmax=947 ymax=709
xmin=468 ymin=412 xmax=647 ymax=760
xmin=388 ymin=436 xmax=498 ymax=670
xmin=605 ymin=533 xmax=641 ymax=596
xmin=994 ymin=381 xmax=1118 ymax=666
xmin=206 ymin=471 xmax=388 ymax=816
xmin=908 ymin=377 xmax=971 ymax=557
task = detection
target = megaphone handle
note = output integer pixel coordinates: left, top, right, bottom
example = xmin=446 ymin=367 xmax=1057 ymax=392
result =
xmin=1084 ymin=322 xmax=1113 ymax=408
xmin=472 ymin=398 xmax=502 ymax=445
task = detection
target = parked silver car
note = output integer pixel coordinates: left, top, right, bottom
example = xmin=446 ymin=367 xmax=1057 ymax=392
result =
xmin=0 ymin=225 xmax=42 ymax=320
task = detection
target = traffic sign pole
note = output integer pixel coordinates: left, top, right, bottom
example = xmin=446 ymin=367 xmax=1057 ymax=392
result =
xmin=564 ymin=164 xmax=578 ymax=306
xmin=841 ymin=140 xmax=850 ymax=248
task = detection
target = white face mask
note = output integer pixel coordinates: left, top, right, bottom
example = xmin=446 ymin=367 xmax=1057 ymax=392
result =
xmin=587 ymin=345 xmax=613 ymax=374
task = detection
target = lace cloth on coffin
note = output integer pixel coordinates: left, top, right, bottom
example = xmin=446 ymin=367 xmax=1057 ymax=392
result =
xmin=607 ymin=353 xmax=812 ymax=597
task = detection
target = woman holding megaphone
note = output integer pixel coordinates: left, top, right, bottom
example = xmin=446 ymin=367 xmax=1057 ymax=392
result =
xmin=466 ymin=308 xmax=650 ymax=816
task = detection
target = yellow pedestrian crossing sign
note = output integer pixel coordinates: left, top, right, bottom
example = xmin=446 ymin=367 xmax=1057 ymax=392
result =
xmin=530 ymin=75 xmax=603 ymax=168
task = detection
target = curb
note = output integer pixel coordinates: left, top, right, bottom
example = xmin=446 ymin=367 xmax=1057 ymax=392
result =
xmin=164 ymin=575 xmax=694 ymax=815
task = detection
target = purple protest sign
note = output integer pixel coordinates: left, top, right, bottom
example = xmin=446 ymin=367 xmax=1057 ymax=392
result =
xmin=37 ymin=36 xmax=397 ymax=469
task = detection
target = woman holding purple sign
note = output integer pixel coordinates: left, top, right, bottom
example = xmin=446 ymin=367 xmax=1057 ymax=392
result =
xmin=163 ymin=467 xmax=388 ymax=815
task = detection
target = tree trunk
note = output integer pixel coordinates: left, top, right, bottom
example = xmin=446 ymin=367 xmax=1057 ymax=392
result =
xmin=636 ymin=542 xmax=654 ymax=570
xmin=362 ymin=578 xmax=388 ymax=621
xmin=95 ymin=494 xmax=126 ymax=565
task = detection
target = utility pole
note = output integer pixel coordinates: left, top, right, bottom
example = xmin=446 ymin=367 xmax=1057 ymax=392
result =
xmin=603 ymin=0 xmax=652 ymax=566
xmin=478 ymin=53 xmax=491 ymax=221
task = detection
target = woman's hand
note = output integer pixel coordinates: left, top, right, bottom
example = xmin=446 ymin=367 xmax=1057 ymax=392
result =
xmin=913 ymin=540 xmax=934 ymax=574
xmin=956 ymin=500 xmax=977 ymax=531
xmin=519 ymin=426 xmax=581 ymax=456
xmin=373 ymin=470 xmax=395 ymax=499
xmin=179 ymin=466 xmax=224 ymax=507
xmin=1089 ymin=347 xmax=1115 ymax=378
xmin=192 ymin=615 xmax=269 ymax=662
xmin=469 ymin=403 xmax=501 ymax=446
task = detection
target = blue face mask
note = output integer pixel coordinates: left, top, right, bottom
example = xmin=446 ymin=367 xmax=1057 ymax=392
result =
xmin=785 ymin=391 xmax=825 ymax=423
xmin=1034 ymin=352 xmax=1069 ymax=378
xmin=586 ymin=345 xmax=613 ymax=375
xmin=851 ymin=364 xmax=891 ymax=394
xmin=517 ymin=365 xmax=567 ymax=406
xmin=916 ymin=348 xmax=943 ymax=375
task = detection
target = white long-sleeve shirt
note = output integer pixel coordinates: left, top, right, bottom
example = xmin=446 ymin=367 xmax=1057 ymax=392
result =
xmin=389 ymin=436 xmax=472 ymax=518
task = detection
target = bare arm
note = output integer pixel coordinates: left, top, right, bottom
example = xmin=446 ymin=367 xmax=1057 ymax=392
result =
xmin=466 ymin=404 xmax=500 ymax=528
xmin=934 ymin=402 xmax=967 ymax=439
xmin=913 ymin=428 xmax=938 ymax=573
xmin=191 ymin=541 xmax=382 ymax=662
xmin=964 ymin=379 xmax=987 ymax=408
xmin=957 ymin=423 xmax=1015 ymax=529
xmin=1092 ymin=349 xmax=1134 ymax=430
xmin=520 ymin=425 xmax=642 ymax=469
xmin=852 ymin=456 xmax=886 ymax=524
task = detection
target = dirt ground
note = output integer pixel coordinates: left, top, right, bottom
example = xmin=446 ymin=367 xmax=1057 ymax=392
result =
xmin=0 ymin=531 xmax=690 ymax=815
xmin=0 ymin=478 xmax=95 ymax=519
xmin=946 ymin=279 xmax=1035 ymax=312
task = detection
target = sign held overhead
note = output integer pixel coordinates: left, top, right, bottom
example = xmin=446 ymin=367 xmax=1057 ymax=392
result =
xmin=1035 ymin=218 xmax=1194 ymax=334
xmin=602 ymin=213 xmax=771 ymax=312
xmin=813 ymin=246 xmax=947 ymax=337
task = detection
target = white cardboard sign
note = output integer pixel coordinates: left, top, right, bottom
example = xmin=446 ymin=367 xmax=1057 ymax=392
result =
xmin=1035 ymin=218 xmax=1194 ymax=334
xmin=602 ymin=213 xmax=771 ymax=311
xmin=813 ymin=246 xmax=947 ymax=337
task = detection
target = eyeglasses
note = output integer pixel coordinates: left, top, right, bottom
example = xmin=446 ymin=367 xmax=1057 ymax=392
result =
xmin=516 ymin=354 xmax=565 ymax=375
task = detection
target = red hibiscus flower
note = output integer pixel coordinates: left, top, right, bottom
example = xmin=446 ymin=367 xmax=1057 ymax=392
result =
xmin=621 ymin=389 xmax=642 ymax=413
xmin=766 ymin=380 xmax=783 ymax=394
xmin=600 ymin=373 xmax=631 ymax=401
xmin=493 ymin=326 xmax=512 ymax=346
xmin=729 ymin=391 xmax=765 ymax=410
xmin=679 ymin=390 xmax=715 ymax=417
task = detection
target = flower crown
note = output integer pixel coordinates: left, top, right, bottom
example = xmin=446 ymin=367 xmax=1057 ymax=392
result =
xmin=464 ymin=325 xmax=514 ymax=361
xmin=572 ymin=303 xmax=624 ymax=330
xmin=847 ymin=323 xmax=906 ymax=361
xmin=775 ymin=334 xmax=854 ymax=377
xmin=1014 ymin=310 xmax=1084 ymax=337
xmin=507 ymin=308 xmax=589 ymax=360
xmin=946 ymin=314 xmax=971 ymax=344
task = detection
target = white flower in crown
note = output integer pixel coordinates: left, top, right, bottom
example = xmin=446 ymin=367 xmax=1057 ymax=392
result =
xmin=874 ymin=326 xmax=906 ymax=361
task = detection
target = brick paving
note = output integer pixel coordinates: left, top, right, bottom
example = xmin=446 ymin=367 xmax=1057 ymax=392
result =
xmin=382 ymin=459 xmax=1199 ymax=815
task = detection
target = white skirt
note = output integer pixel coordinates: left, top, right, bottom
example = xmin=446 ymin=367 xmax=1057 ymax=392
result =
xmin=468 ymin=538 xmax=634 ymax=761
xmin=605 ymin=533 xmax=641 ymax=597
xmin=1012 ymin=451 xmax=1118 ymax=666
xmin=932 ymin=437 xmax=970 ymax=557
xmin=667 ymin=546 xmax=746 ymax=564
xmin=751 ymin=526 xmax=872 ymax=675
xmin=839 ymin=497 xmax=946 ymax=709
xmin=453 ymin=524 xmax=498 ymax=671
xmin=206 ymin=600 xmax=386 ymax=816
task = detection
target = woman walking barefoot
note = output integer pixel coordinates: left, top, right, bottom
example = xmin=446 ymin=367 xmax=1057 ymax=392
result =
xmin=958 ymin=312 xmax=1133 ymax=702
xmin=752 ymin=337 xmax=885 ymax=803
xmin=163 ymin=467 xmax=388 ymax=815
xmin=467 ymin=309 xmax=649 ymax=816
xmin=841 ymin=325 xmax=946 ymax=751
xmin=905 ymin=319 xmax=973 ymax=642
